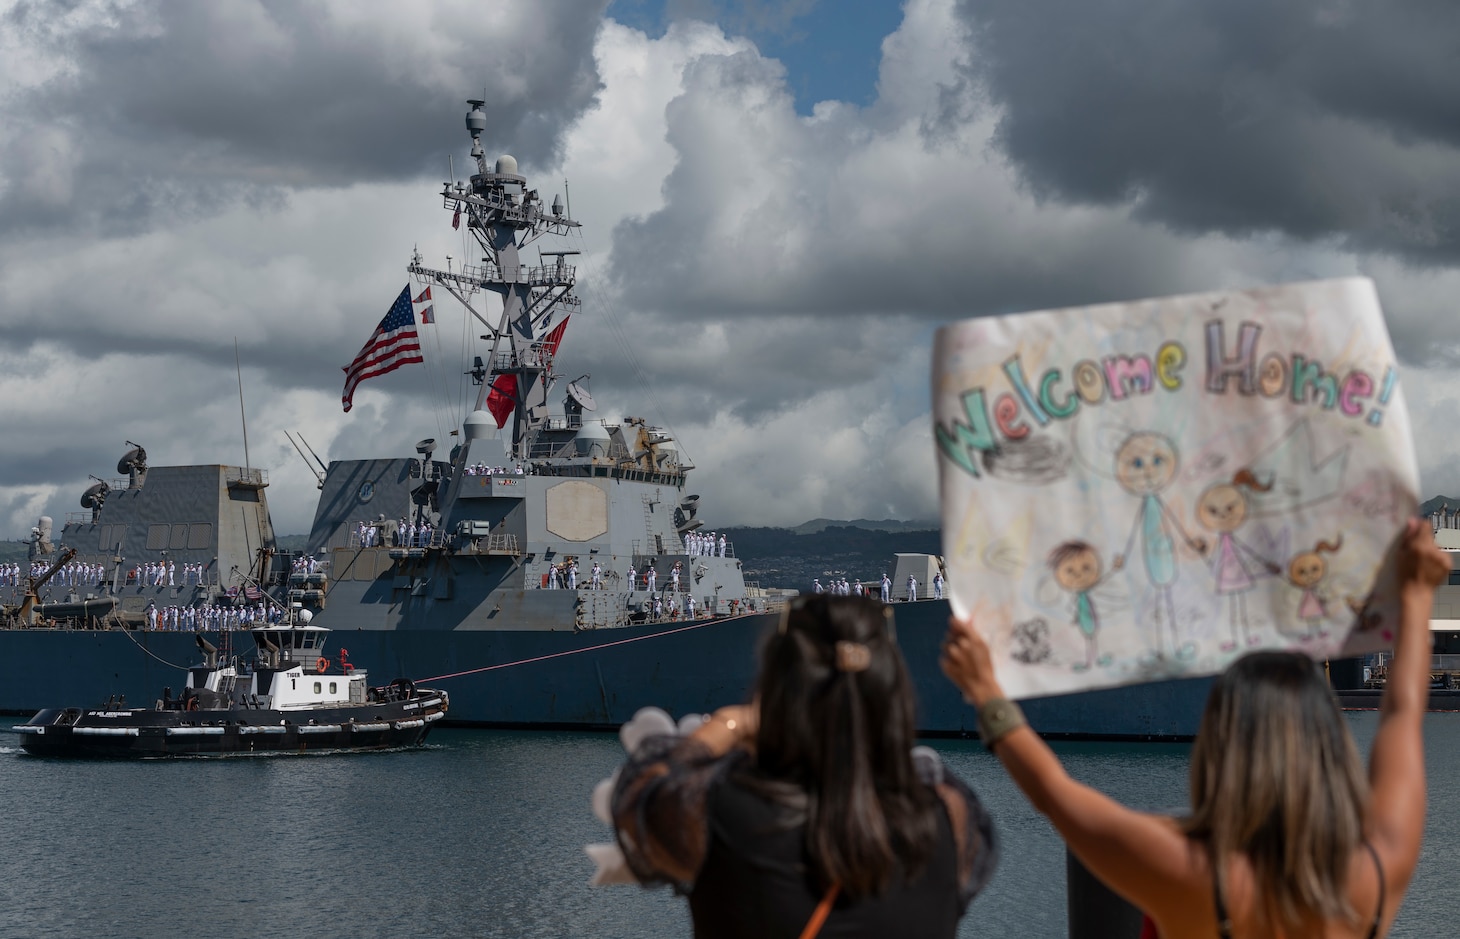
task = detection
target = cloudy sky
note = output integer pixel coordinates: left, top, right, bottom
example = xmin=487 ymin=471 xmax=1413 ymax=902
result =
xmin=2 ymin=0 xmax=1459 ymax=538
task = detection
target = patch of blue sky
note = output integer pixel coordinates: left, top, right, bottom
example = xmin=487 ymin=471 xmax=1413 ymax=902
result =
xmin=608 ymin=0 xmax=906 ymax=114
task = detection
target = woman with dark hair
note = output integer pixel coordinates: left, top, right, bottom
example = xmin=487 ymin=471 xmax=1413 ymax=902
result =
xmin=940 ymin=519 xmax=1447 ymax=938
xmin=611 ymin=594 xmax=997 ymax=938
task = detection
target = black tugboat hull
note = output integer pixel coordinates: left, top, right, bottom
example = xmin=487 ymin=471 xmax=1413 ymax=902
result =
xmin=13 ymin=693 xmax=448 ymax=758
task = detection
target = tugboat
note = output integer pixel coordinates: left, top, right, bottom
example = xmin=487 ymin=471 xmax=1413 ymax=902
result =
xmin=13 ymin=612 xmax=448 ymax=757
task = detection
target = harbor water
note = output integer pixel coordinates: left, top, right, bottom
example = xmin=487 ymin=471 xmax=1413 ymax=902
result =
xmin=1 ymin=713 xmax=1455 ymax=938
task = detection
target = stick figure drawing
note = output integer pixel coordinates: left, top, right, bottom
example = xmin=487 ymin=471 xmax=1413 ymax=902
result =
xmin=1285 ymin=535 xmax=1344 ymax=639
xmin=1048 ymin=540 xmax=1115 ymax=671
xmin=1111 ymin=432 xmax=1205 ymax=661
xmin=1195 ymin=469 xmax=1282 ymax=651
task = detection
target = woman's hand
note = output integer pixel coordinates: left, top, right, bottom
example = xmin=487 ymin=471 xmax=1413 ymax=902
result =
xmin=690 ymin=702 xmax=759 ymax=756
xmin=941 ymin=616 xmax=1005 ymax=707
xmin=1399 ymin=517 xmax=1449 ymax=598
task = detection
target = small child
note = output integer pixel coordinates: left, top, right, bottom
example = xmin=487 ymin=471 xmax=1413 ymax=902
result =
xmin=1286 ymin=536 xmax=1343 ymax=639
xmin=1048 ymin=540 xmax=1114 ymax=671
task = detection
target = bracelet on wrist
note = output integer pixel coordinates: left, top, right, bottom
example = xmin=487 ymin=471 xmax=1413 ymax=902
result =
xmin=977 ymin=697 xmax=1027 ymax=750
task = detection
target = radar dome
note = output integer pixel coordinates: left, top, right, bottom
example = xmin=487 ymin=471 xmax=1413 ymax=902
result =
xmin=575 ymin=420 xmax=610 ymax=457
xmin=296 ymin=608 xmax=314 ymax=624
xmin=495 ymin=154 xmax=518 ymax=175
xmin=464 ymin=409 xmax=495 ymax=440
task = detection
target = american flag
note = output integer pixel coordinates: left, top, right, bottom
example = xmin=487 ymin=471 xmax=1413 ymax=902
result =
xmin=341 ymin=285 xmax=423 ymax=412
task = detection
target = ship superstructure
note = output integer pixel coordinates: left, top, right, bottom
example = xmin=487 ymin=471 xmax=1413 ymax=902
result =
xmin=303 ymin=101 xmax=754 ymax=635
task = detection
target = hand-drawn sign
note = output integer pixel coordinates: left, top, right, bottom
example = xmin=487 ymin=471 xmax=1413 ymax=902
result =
xmin=933 ymin=278 xmax=1418 ymax=699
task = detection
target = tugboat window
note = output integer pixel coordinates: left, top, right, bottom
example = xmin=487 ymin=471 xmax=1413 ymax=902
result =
xmin=329 ymin=682 xmax=337 ymax=694
xmin=313 ymin=682 xmax=322 ymax=694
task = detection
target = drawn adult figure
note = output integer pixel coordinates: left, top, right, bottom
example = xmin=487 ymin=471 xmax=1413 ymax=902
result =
xmin=1111 ymin=432 xmax=1204 ymax=660
xmin=1195 ymin=469 xmax=1281 ymax=651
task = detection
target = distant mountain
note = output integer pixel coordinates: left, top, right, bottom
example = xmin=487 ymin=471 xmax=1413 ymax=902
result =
xmin=788 ymin=518 xmax=939 ymax=535
xmin=276 ymin=534 xmax=310 ymax=553
xmin=723 ymin=523 xmax=941 ymax=591
xmin=1420 ymin=496 xmax=1460 ymax=517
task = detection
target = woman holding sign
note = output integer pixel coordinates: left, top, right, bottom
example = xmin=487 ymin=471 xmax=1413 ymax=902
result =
xmin=941 ymin=519 xmax=1446 ymax=938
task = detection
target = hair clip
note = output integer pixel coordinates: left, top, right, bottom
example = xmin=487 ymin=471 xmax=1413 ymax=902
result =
xmin=835 ymin=640 xmax=871 ymax=672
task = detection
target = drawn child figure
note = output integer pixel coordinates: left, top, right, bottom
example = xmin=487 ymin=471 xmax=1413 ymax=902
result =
xmin=1112 ymin=432 xmax=1205 ymax=660
xmin=1195 ymin=469 xmax=1281 ymax=651
xmin=1048 ymin=540 xmax=1115 ymax=671
xmin=1286 ymin=536 xmax=1343 ymax=639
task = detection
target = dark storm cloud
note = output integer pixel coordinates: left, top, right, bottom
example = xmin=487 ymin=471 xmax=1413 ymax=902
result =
xmin=954 ymin=0 xmax=1460 ymax=263
xmin=0 ymin=0 xmax=607 ymax=237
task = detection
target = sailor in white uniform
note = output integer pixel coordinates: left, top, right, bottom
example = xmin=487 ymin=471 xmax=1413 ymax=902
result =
xmin=718 ymin=534 xmax=727 ymax=557
xmin=646 ymin=566 xmax=657 ymax=594
xmin=567 ymin=561 xmax=578 ymax=590
xmin=591 ymin=562 xmax=602 ymax=590
xmin=626 ymin=564 xmax=637 ymax=591
xmin=932 ymin=571 xmax=945 ymax=600
xmin=906 ymin=575 xmax=918 ymax=602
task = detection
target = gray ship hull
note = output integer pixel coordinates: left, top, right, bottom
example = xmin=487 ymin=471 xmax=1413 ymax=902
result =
xmin=0 ymin=600 xmax=1213 ymax=739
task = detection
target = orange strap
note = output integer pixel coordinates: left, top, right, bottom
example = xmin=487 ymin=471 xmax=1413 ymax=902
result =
xmin=798 ymin=883 xmax=840 ymax=939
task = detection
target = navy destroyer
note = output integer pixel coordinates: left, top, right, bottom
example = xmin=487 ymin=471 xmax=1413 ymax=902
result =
xmin=1 ymin=100 xmax=1228 ymax=739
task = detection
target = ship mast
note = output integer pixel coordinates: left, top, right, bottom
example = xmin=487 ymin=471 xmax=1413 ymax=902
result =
xmin=407 ymin=99 xmax=581 ymax=461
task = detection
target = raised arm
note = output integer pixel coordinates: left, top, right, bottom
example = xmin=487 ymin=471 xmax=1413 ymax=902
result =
xmin=1365 ymin=519 xmax=1448 ymax=885
xmin=940 ymin=621 xmax=1201 ymax=918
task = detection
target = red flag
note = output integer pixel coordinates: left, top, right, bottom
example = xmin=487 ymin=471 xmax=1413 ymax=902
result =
xmin=413 ymin=287 xmax=431 ymax=304
xmin=485 ymin=374 xmax=517 ymax=428
xmin=419 ymin=305 xmax=434 ymax=324
xmin=542 ymin=316 xmax=570 ymax=357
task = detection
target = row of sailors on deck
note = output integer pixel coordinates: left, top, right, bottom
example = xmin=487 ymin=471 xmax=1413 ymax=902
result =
xmin=142 ymin=600 xmax=280 ymax=631
xmin=355 ymin=519 xmax=437 ymax=548
xmin=126 ymin=561 xmax=210 ymax=587
xmin=544 ymin=560 xmax=692 ymax=594
xmin=290 ymin=555 xmax=323 ymax=574
xmin=463 ymin=463 xmax=524 ymax=476
xmin=813 ymin=572 xmax=946 ymax=603
xmin=3 ymin=561 xmax=107 ymax=587
xmin=685 ymin=531 xmax=726 ymax=557
xmin=646 ymin=593 xmax=697 ymax=620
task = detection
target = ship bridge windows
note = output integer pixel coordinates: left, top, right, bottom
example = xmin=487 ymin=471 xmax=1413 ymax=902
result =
xmin=99 ymin=524 xmax=127 ymax=551
xmin=144 ymin=522 xmax=209 ymax=551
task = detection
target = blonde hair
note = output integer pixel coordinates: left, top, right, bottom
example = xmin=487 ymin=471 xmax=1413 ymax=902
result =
xmin=1183 ymin=651 xmax=1369 ymax=929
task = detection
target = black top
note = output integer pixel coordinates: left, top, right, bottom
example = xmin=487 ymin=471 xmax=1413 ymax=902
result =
xmin=1212 ymin=841 xmax=1385 ymax=939
xmin=613 ymin=737 xmax=996 ymax=939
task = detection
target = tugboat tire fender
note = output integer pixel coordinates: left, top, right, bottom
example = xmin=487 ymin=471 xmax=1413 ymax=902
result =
xmin=187 ymin=697 xmax=199 ymax=712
